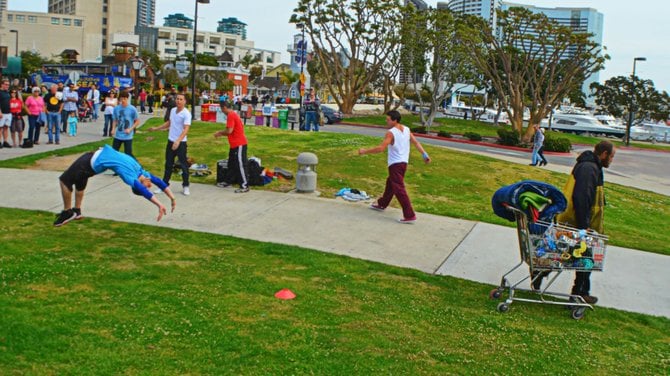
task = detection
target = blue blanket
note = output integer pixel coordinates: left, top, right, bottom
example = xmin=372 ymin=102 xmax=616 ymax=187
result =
xmin=491 ymin=180 xmax=566 ymax=223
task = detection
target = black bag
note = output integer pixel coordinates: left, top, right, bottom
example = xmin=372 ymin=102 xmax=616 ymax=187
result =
xmin=21 ymin=138 xmax=33 ymax=148
xmin=247 ymin=160 xmax=264 ymax=186
xmin=216 ymin=159 xmax=230 ymax=183
xmin=100 ymin=103 xmax=106 ymax=112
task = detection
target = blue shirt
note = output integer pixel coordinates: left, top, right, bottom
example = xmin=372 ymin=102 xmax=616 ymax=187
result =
xmin=113 ymin=104 xmax=139 ymax=141
xmin=92 ymin=145 xmax=167 ymax=200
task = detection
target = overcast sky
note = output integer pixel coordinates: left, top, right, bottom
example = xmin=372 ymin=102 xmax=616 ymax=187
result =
xmin=9 ymin=0 xmax=669 ymax=93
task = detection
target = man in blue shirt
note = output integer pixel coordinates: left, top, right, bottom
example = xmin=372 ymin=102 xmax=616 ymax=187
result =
xmin=112 ymin=91 xmax=140 ymax=158
xmin=54 ymin=144 xmax=177 ymax=226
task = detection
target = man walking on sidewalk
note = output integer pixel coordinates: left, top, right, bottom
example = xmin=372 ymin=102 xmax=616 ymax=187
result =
xmin=148 ymin=93 xmax=192 ymax=196
xmin=214 ymin=101 xmax=249 ymax=193
xmin=54 ymin=144 xmax=177 ymax=227
xmin=358 ymin=110 xmax=431 ymax=223
xmin=557 ymin=140 xmax=616 ymax=304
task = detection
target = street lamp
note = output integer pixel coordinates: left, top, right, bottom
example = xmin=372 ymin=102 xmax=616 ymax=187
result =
xmin=9 ymin=30 xmax=18 ymax=57
xmin=626 ymin=57 xmax=647 ymax=146
xmin=191 ymin=0 xmax=209 ymax=116
xmin=296 ymin=22 xmax=306 ymax=130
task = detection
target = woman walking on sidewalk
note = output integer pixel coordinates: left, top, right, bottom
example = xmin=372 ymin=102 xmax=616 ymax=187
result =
xmin=25 ymin=87 xmax=45 ymax=146
xmin=358 ymin=110 xmax=431 ymax=224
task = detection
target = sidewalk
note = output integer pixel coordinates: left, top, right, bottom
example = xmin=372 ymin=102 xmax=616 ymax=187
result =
xmin=0 ymin=113 xmax=668 ymax=319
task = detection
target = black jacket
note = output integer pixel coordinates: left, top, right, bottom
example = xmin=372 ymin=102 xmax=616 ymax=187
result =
xmin=571 ymin=150 xmax=604 ymax=229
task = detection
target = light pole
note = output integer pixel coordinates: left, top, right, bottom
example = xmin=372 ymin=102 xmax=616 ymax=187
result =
xmin=626 ymin=57 xmax=646 ymax=146
xmin=191 ymin=0 xmax=209 ymax=116
xmin=9 ymin=30 xmax=18 ymax=56
xmin=296 ymin=22 xmax=306 ymax=129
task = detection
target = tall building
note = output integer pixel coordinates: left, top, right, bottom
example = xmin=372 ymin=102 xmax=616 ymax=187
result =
xmin=136 ymin=0 xmax=155 ymax=27
xmin=217 ymin=17 xmax=247 ymax=40
xmin=163 ymin=13 xmax=193 ymax=29
xmin=501 ymin=3 xmax=604 ymax=102
xmin=440 ymin=0 xmax=501 ymax=27
xmin=406 ymin=0 xmax=429 ymax=10
xmin=399 ymin=0 xmax=429 ymax=84
xmin=48 ymin=0 xmax=137 ymax=54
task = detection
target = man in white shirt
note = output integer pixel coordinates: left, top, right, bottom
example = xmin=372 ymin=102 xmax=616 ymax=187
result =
xmin=148 ymin=93 xmax=192 ymax=196
xmin=86 ymin=84 xmax=101 ymax=121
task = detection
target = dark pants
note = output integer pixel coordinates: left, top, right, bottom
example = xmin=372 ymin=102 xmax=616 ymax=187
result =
xmin=27 ymin=115 xmax=41 ymax=143
xmin=538 ymin=146 xmax=547 ymax=163
xmin=112 ymin=138 xmax=134 ymax=159
xmin=61 ymin=109 xmax=69 ymax=132
xmin=226 ymin=145 xmax=248 ymax=189
xmin=162 ymin=140 xmax=189 ymax=187
xmin=572 ymin=272 xmax=591 ymax=296
xmin=376 ymin=162 xmax=415 ymax=219
xmin=104 ymin=114 xmax=113 ymax=136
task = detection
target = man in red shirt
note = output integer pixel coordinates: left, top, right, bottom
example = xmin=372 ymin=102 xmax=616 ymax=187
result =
xmin=214 ymin=101 xmax=249 ymax=193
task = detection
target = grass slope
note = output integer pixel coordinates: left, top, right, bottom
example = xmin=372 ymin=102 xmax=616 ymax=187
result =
xmin=0 ymin=208 xmax=668 ymax=374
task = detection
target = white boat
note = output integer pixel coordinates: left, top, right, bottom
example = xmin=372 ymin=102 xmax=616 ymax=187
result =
xmin=595 ymin=114 xmax=654 ymax=141
xmin=540 ymin=107 xmax=625 ymax=138
xmin=639 ymin=121 xmax=670 ymax=143
xmin=443 ymin=102 xmax=510 ymax=124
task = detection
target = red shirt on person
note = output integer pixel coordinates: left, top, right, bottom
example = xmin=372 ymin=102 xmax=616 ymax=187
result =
xmin=226 ymin=110 xmax=247 ymax=148
xmin=10 ymin=98 xmax=22 ymax=114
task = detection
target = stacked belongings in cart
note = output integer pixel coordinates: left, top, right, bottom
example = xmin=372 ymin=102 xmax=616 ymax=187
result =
xmin=490 ymin=180 xmax=608 ymax=320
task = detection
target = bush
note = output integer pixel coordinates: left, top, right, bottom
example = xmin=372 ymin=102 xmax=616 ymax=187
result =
xmin=543 ymin=131 xmax=572 ymax=152
xmin=437 ymin=131 xmax=452 ymax=138
xmin=413 ymin=126 xmax=428 ymax=134
xmin=463 ymin=131 xmax=482 ymax=141
xmin=497 ymin=128 xmax=520 ymax=146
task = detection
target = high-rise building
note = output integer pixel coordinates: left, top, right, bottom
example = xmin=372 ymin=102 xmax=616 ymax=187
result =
xmin=399 ymin=0 xmax=429 ymax=84
xmin=406 ymin=0 xmax=429 ymax=10
xmin=163 ymin=13 xmax=193 ymax=29
xmin=440 ymin=0 xmax=501 ymax=27
xmin=217 ymin=17 xmax=247 ymax=40
xmin=136 ymin=0 xmax=155 ymax=27
xmin=501 ymin=3 xmax=604 ymax=102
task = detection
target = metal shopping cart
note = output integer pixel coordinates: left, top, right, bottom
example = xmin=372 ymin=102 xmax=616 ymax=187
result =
xmin=489 ymin=205 xmax=608 ymax=320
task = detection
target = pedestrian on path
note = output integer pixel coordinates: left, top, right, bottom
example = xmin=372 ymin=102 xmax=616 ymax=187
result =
xmin=44 ymin=84 xmax=64 ymax=145
xmin=358 ymin=110 xmax=431 ymax=224
xmin=148 ymin=93 xmax=192 ymax=196
xmin=54 ymin=144 xmax=177 ymax=227
xmin=557 ymin=140 xmax=616 ymax=305
xmin=9 ymin=88 xmax=25 ymax=148
xmin=0 ymin=79 xmax=12 ymax=148
xmin=103 ymin=90 xmax=118 ymax=137
xmin=86 ymin=84 xmax=100 ymax=121
xmin=530 ymin=124 xmax=547 ymax=166
xmin=214 ymin=101 xmax=250 ymax=193
xmin=112 ymin=91 xmax=140 ymax=158
xmin=25 ymin=86 xmax=45 ymax=146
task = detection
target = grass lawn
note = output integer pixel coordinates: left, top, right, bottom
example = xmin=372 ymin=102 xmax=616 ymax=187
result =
xmin=0 ymin=207 xmax=668 ymax=374
xmin=348 ymin=115 xmax=670 ymax=151
xmin=1 ymin=118 xmax=668 ymax=255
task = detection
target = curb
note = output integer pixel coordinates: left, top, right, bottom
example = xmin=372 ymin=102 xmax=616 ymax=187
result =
xmin=338 ymin=122 xmax=571 ymax=156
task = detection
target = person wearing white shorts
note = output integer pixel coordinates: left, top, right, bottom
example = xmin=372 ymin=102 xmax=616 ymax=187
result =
xmin=0 ymin=79 xmax=12 ymax=148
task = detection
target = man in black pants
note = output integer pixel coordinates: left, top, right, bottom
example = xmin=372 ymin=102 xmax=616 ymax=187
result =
xmin=214 ymin=101 xmax=249 ymax=193
xmin=148 ymin=93 xmax=192 ymax=196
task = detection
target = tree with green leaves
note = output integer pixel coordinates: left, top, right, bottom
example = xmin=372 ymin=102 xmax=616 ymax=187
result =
xmin=20 ymin=51 xmax=55 ymax=78
xmin=591 ymin=76 xmax=670 ymax=142
xmin=291 ymin=0 xmax=405 ymax=114
xmin=459 ymin=7 xmax=607 ymax=138
xmin=401 ymin=8 xmax=478 ymax=126
xmin=238 ymin=54 xmax=261 ymax=69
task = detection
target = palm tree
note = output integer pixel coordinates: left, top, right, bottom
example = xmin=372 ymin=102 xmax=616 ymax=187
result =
xmin=279 ymin=70 xmax=300 ymax=86
xmin=238 ymin=54 xmax=260 ymax=69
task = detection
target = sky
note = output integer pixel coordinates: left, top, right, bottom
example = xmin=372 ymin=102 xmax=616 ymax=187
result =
xmin=8 ymin=0 xmax=669 ymax=93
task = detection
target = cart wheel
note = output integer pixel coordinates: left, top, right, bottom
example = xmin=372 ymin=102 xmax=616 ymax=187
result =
xmin=497 ymin=302 xmax=510 ymax=313
xmin=489 ymin=288 xmax=502 ymax=300
xmin=571 ymin=307 xmax=586 ymax=320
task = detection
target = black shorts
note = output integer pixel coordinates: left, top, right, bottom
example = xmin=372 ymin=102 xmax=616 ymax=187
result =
xmin=59 ymin=152 xmax=96 ymax=191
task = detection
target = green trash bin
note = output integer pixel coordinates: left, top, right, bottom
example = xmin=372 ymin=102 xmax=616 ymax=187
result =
xmin=278 ymin=109 xmax=289 ymax=130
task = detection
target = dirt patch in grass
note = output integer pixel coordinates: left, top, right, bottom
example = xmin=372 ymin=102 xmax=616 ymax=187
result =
xmin=28 ymin=154 xmax=79 ymax=171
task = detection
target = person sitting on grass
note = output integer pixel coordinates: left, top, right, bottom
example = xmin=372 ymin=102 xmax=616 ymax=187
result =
xmin=54 ymin=144 xmax=177 ymax=227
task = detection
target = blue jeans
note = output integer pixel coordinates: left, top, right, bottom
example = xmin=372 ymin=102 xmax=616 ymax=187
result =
xmin=104 ymin=114 xmax=113 ymax=136
xmin=27 ymin=115 xmax=41 ymax=143
xmin=92 ymin=103 xmax=99 ymax=120
xmin=531 ymin=146 xmax=540 ymax=165
xmin=304 ymin=111 xmax=318 ymax=132
xmin=47 ymin=112 xmax=61 ymax=143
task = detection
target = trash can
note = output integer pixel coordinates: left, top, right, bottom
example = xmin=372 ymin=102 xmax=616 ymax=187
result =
xmin=278 ymin=109 xmax=289 ymax=130
xmin=201 ymin=103 xmax=213 ymax=122
xmin=296 ymin=152 xmax=318 ymax=193
xmin=288 ymin=108 xmax=299 ymax=130
xmin=254 ymin=110 xmax=264 ymax=126
xmin=207 ymin=104 xmax=220 ymax=122
xmin=271 ymin=109 xmax=279 ymax=128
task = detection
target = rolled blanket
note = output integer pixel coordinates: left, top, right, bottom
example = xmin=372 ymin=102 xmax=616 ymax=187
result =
xmin=491 ymin=180 xmax=566 ymax=223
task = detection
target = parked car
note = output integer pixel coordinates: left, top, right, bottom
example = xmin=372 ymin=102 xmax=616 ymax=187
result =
xmin=320 ymin=105 xmax=343 ymax=124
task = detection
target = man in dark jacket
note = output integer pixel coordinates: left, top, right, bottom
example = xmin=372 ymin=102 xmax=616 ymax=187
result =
xmin=557 ymin=141 xmax=615 ymax=304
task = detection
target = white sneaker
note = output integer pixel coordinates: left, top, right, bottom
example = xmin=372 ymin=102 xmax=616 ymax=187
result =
xmin=153 ymin=188 xmax=162 ymax=194
xmin=182 ymin=186 xmax=190 ymax=196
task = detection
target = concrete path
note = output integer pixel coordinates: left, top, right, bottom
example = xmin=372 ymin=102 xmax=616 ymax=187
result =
xmin=0 ymin=113 xmax=668 ymax=319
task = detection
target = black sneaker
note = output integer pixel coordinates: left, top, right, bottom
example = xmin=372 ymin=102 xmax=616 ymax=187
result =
xmin=581 ymin=295 xmax=598 ymax=304
xmin=54 ymin=209 xmax=77 ymax=227
xmin=2 ymin=141 xmax=11 ymax=148
xmin=73 ymin=208 xmax=83 ymax=220
xmin=234 ymin=187 xmax=250 ymax=193
xmin=216 ymin=182 xmax=232 ymax=188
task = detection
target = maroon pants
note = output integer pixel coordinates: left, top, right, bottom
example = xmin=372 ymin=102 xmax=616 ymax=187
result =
xmin=376 ymin=162 xmax=415 ymax=219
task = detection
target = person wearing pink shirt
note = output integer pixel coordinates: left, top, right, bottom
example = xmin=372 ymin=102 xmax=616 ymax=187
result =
xmin=24 ymin=86 xmax=45 ymax=146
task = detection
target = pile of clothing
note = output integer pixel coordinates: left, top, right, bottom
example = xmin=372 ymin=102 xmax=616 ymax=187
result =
xmin=335 ymin=188 xmax=371 ymax=202
xmin=491 ymin=180 xmax=567 ymax=233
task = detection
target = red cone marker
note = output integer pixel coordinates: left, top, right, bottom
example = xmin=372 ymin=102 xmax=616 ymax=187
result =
xmin=274 ymin=288 xmax=296 ymax=300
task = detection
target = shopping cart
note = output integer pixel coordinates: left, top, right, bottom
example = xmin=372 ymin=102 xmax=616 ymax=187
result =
xmin=489 ymin=205 xmax=608 ymax=320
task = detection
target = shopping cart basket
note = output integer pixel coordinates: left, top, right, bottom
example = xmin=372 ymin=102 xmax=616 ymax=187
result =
xmin=489 ymin=205 xmax=608 ymax=320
